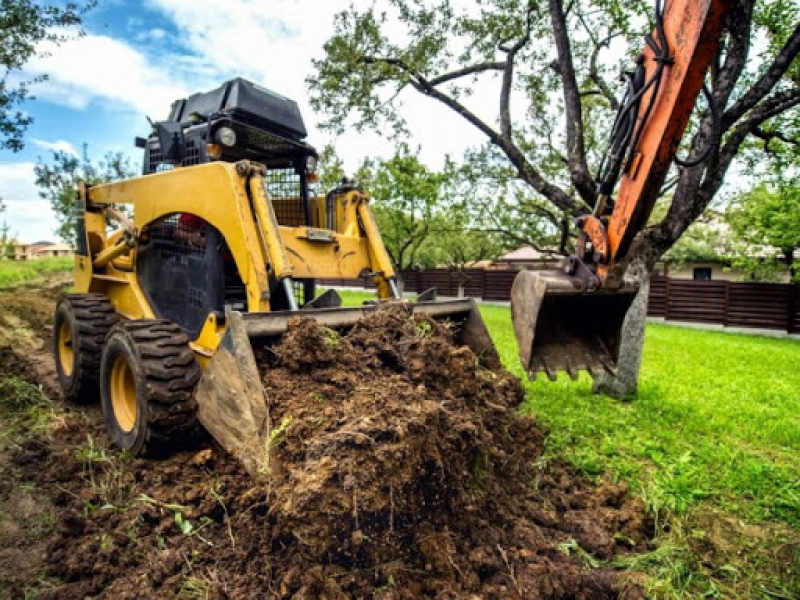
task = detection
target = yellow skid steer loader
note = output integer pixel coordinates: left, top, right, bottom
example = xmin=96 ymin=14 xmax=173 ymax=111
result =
xmin=53 ymin=79 xmax=496 ymax=472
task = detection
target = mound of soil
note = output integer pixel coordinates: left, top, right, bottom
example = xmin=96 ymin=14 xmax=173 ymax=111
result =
xmin=255 ymin=311 xmax=649 ymax=598
xmin=0 ymin=291 xmax=651 ymax=599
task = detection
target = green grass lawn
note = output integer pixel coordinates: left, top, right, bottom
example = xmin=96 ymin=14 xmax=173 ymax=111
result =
xmin=335 ymin=288 xmax=800 ymax=598
xmin=0 ymin=257 xmax=73 ymax=288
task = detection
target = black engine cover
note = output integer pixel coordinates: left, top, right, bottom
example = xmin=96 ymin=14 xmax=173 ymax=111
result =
xmin=168 ymin=78 xmax=307 ymax=140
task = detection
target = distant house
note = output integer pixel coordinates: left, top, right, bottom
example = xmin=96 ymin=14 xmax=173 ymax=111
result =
xmin=13 ymin=241 xmax=73 ymax=260
xmin=492 ymin=242 xmax=792 ymax=283
xmin=491 ymin=246 xmax=561 ymax=270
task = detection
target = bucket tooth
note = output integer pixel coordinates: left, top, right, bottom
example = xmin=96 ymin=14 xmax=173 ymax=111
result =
xmin=565 ymin=359 xmax=579 ymax=382
xmin=542 ymin=359 xmax=557 ymax=382
xmin=600 ymin=357 xmax=617 ymax=376
xmin=303 ymin=288 xmax=342 ymax=309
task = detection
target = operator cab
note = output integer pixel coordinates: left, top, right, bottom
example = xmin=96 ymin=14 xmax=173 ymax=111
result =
xmin=136 ymin=77 xmax=319 ymax=228
xmin=134 ymin=79 xmax=320 ymax=330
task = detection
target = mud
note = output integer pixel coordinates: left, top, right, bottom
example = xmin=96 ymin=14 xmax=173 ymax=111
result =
xmin=0 ymin=287 xmax=651 ymax=599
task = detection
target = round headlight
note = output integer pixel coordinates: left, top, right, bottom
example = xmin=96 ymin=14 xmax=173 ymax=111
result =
xmin=305 ymin=155 xmax=318 ymax=172
xmin=215 ymin=126 xmax=236 ymax=147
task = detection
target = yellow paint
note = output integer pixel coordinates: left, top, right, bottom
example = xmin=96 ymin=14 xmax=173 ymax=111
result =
xmin=77 ymin=159 xmax=399 ymax=366
xmin=110 ymin=354 xmax=137 ymax=432
xmin=57 ymin=320 xmax=74 ymax=378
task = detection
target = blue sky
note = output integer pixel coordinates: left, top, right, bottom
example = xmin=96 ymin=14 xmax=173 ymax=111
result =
xmin=1 ymin=0 xmax=485 ymax=242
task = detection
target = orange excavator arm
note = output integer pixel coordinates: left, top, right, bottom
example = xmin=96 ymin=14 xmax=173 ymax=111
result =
xmin=511 ymin=0 xmax=731 ymax=380
xmin=582 ymin=0 xmax=731 ymax=284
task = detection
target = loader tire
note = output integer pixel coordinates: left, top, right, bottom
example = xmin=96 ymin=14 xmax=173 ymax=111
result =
xmin=100 ymin=320 xmax=201 ymax=456
xmin=54 ymin=294 xmax=119 ymax=404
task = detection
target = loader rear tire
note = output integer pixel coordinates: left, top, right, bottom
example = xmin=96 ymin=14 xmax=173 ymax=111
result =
xmin=100 ymin=320 xmax=201 ymax=456
xmin=53 ymin=294 xmax=119 ymax=404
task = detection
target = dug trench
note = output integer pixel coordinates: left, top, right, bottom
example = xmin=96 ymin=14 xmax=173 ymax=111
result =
xmin=0 ymin=283 xmax=652 ymax=599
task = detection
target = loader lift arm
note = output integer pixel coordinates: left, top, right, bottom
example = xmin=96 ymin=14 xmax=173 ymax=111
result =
xmin=512 ymin=0 xmax=730 ymax=380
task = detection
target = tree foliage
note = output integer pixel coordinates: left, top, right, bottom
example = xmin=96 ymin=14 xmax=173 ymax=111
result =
xmin=34 ymin=145 xmax=137 ymax=244
xmin=358 ymin=144 xmax=452 ymax=277
xmin=309 ymin=0 xmax=800 ymax=270
xmin=1 ymin=0 xmax=92 ymax=152
xmin=727 ymin=182 xmax=800 ymax=281
xmin=0 ymin=195 xmax=14 ymax=258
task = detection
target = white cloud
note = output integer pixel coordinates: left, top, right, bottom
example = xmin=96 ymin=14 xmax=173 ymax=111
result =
xmin=0 ymin=163 xmax=59 ymax=243
xmin=142 ymin=0 xmax=496 ymax=171
xmin=24 ymin=31 xmax=189 ymax=118
xmin=31 ymin=138 xmax=78 ymax=156
xmin=14 ymin=2 xmax=519 ymax=184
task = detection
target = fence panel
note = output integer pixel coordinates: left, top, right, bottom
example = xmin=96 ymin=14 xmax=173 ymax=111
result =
xmin=727 ymin=282 xmax=791 ymax=330
xmin=648 ymin=275 xmax=668 ymax=317
xmin=483 ymin=270 xmax=518 ymax=301
xmin=665 ymin=280 xmax=727 ymax=324
xmin=318 ymin=270 xmax=797 ymax=334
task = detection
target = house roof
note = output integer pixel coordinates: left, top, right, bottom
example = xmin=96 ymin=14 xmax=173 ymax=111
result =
xmin=497 ymin=246 xmax=557 ymax=261
xmin=31 ymin=243 xmax=72 ymax=253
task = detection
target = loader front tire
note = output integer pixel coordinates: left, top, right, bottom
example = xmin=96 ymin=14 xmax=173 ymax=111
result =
xmin=54 ymin=294 xmax=119 ymax=404
xmin=100 ymin=320 xmax=201 ymax=456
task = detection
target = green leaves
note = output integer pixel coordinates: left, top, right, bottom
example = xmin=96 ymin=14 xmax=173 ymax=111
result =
xmin=1 ymin=0 xmax=94 ymax=151
xmin=726 ymin=181 xmax=800 ymax=281
xmin=34 ymin=144 xmax=137 ymax=244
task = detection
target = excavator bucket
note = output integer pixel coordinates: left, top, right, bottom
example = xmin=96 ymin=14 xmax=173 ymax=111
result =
xmin=194 ymin=299 xmax=499 ymax=477
xmin=511 ymin=270 xmax=637 ymax=381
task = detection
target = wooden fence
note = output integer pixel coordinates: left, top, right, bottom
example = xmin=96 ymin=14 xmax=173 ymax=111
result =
xmin=319 ymin=270 xmax=800 ymax=334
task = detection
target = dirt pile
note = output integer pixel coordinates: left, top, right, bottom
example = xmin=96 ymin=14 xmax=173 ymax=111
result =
xmin=0 ymin=292 xmax=651 ymax=599
xmin=253 ymin=311 xmax=649 ymax=598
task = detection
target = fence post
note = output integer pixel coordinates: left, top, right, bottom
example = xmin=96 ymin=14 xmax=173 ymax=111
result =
xmin=723 ymin=281 xmax=730 ymax=327
xmin=790 ymin=284 xmax=797 ymax=334
xmin=664 ymin=276 xmax=672 ymax=321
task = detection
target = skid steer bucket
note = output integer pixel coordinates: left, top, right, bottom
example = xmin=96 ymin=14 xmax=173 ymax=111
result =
xmin=511 ymin=270 xmax=637 ymax=381
xmin=195 ymin=299 xmax=499 ymax=476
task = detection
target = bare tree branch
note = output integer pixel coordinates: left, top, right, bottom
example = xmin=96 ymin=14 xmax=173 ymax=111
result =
xmin=548 ymin=0 xmax=595 ymax=204
xmin=428 ymin=61 xmax=506 ymax=87
xmin=712 ymin=0 xmax=753 ymax=107
xmin=358 ymin=53 xmax=581 ymax=214
xmin=500 ymin=4 xmax=534 ymax=141
xmin=722 ymin=21 xmax=800 ymax=129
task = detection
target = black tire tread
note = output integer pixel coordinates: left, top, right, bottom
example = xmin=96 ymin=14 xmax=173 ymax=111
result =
xmin=57 ymin=294 xmax=119 ymax=403
xmin=111 ymin=320 xmax=201 ymax=451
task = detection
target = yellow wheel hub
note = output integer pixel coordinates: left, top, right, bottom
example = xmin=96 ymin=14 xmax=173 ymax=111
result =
xmin=110 ymin=355 xmax=137 ymax=433
xmin=58 ymin=320 xmax=75 ymax=378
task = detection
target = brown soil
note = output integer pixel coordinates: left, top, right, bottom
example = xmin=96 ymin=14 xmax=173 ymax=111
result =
xmin=0 ymin=285 xmax=652 ymax=599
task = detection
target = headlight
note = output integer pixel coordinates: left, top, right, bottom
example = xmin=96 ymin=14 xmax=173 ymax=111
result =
xmin=215 ymin=126 xmax=236 ymax=147
xmin=305 ymin=155 xmax=318 ymax=172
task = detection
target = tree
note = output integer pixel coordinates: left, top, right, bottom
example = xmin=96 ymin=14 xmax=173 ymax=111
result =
xmin=425 ymin=209 xmax=509 ymax=296
xmin=34 ymin=145 xmax=137 ymax=244
xmin=727 ymin=182 xmax=800 ymax=281
xmin=309 ymin=0 xmax=800 ymax=396
xmin=0 ymin=195 xmax=14 ymax=259
xmin=317 ymin=144 xmax=347 ymax=192
xmin=359 ymin=144 xmax=452 ymax=286
xmin=1 ymin=0 xmax=92 ymax=152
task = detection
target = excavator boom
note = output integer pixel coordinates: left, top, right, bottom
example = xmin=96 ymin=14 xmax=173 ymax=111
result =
xmin=512 ymin=0 xmax=730 ymax=379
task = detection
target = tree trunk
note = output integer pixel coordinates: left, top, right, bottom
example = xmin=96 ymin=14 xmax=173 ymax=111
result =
xmin=592 ymin=260 xmax=650 ymax=399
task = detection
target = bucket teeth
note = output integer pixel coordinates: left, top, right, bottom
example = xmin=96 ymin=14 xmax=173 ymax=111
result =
xmin=565 ymin=359 xmax=579 ymax=382
xmin=542 ymin=359 xmax=557 ymax=382
xmin=600 ymin=357 xmax=616 ymax=375
xmin=511 ymin=269 xmax=637 ymax=382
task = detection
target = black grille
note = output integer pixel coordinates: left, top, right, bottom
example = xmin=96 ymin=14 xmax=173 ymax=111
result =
xmin=137 ymin=213 xmax=224 ymax=337
xmin=266 ymin=168 xmax=306 ymax=226
xmin=146 ymin=139 xmax=202 ymax=174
